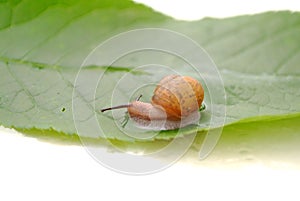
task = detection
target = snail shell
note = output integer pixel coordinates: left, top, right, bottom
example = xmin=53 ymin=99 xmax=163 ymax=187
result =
xmin=151 ymin=74 xmax=204 ymax=120
xmin=101 ymin=74 xmax=204 ymax=130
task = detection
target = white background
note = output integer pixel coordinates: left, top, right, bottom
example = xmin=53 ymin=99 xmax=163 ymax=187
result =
xmin=1 ymin=1 xmax=300 ymax=201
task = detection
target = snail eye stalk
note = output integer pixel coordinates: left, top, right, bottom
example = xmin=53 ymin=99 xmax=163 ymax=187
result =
xmin=100 ymin=104 xmax=131 ymax=113
xmin=100 ymin=94 xmax=143 ymax=113
xmin=136 ymin=94 xmax=143 ymax=101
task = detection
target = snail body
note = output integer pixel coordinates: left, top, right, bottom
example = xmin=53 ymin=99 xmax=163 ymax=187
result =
xmin=101 ymin=75 xmax=204 ymax=130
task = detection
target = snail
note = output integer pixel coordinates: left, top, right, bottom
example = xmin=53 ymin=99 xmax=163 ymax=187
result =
xmin=101 ymin=74 xmax=204 ymax=130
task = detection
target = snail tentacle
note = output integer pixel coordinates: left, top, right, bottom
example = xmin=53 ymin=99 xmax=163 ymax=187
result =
xmin=100 ymin=104 xmax=132 ymax=112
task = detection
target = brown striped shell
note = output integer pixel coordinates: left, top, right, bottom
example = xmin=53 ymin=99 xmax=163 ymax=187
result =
xmin=151 ymin=75 xmax=204 ymax=120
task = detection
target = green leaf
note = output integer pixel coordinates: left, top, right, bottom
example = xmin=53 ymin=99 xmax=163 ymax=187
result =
xmin=0 ymin=0 xmax=299 ymax=141
xmin=16 ymin=112 xmax=300 ymax=168
xmin=188 ymin=114 xmax=300 ymax=167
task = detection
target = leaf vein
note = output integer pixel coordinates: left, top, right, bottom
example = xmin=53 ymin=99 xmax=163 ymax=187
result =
xmin=221 ymin=21 xmax=300 ymax=64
